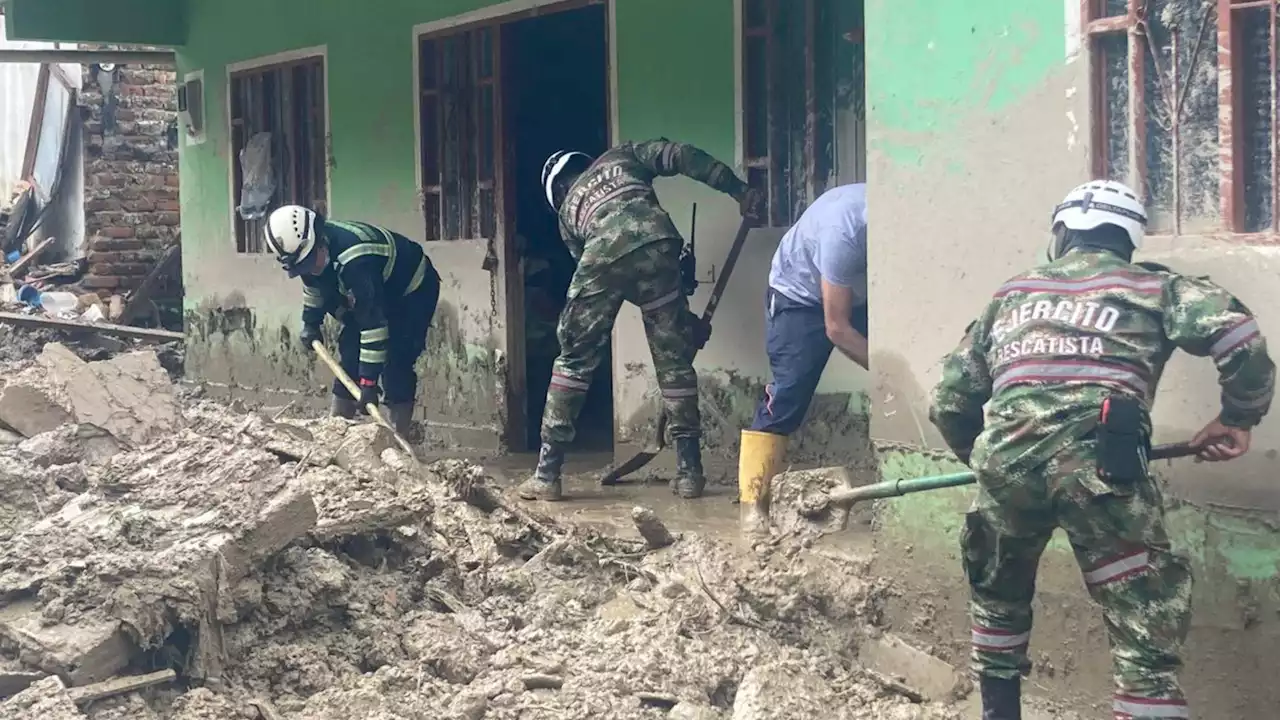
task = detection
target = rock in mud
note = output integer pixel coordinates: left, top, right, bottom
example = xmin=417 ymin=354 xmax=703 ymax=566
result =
xmin=0 ymin=676 xmax=85 ymax=720
xmin=632 ymin=506 xmax=676 ymax=549
xmin=860 ymin=632 xmax=965 ymax=702
xmin=0 ymin=384 xmax=73 ymax=438
xmin=19 ymin=424 xmax=121 ymax=468
xmin=670 ymin=701 xmax=725 ymax=719
xmin=732 ymin=662 xmax=845 ymax=720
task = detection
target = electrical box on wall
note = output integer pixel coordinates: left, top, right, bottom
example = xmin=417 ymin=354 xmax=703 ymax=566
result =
xmin=177 ymin=70 xmax=207 ymax=146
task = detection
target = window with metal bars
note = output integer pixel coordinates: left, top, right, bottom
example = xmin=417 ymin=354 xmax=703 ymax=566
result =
xmin=1090 ymin=0 xmax=1280 ymax=240
xmin=419 ymin=26 xmax=501 ymax=242
xmin=741 ymin=0 xmax=864 ymax=227
xmin=229 ymin=56 xmax=328 ymax=253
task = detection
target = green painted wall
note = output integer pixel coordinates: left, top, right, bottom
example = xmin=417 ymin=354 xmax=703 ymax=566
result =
xmin=866 ymin=0 xmax=1070 ymax=166
xmin=7 ymin=0 xmax=186 ymax=45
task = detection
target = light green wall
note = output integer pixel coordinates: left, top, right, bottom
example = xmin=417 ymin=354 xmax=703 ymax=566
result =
xmin=177 ymin=0 xmax=508 ymax=294
xmin=7 ymin=0 xmax=186 ymax=45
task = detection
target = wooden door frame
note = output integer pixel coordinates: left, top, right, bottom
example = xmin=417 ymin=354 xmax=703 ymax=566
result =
xmin=412 ymin=0 xmax=613 ymax=451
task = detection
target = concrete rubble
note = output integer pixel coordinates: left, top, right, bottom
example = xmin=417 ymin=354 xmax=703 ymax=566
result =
xmin=0 ymin=332 xmax=1085 ymax=719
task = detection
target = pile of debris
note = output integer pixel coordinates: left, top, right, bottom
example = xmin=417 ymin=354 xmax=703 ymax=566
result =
xmin=0 ymin=337 xmax=996 ymax=720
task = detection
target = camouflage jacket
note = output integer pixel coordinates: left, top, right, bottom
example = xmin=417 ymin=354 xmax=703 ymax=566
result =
xmin=557 ymin=138 xmax=747 ymax=267
xmin=929 ymin=249 xmax=1275 ymax=473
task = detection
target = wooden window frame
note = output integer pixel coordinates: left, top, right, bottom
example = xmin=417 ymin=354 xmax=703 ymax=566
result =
xmin=741 ymin=0 xmax=846 ymax=228
xmin=227 ymin=51 xmax=329 ymax=254
xmin=1087 ymin=0 xmax=1280 ymax=243
xmin=417 ymin=25 xmax=503 ymax=242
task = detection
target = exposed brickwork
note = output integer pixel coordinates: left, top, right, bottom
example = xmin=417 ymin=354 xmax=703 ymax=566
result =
xmin=80 ymin=62 xmax=181 ymax=300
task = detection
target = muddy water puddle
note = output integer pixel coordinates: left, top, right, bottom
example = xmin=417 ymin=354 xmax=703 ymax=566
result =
xmin=480 ymin=451 xmax=877 ymax=560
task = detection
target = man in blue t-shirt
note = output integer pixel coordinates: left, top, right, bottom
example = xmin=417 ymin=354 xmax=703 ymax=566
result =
xmin=752 ymin=183 xmax=867 ymax=435
xmin=739 ymin=183 xmax=867 ymax=528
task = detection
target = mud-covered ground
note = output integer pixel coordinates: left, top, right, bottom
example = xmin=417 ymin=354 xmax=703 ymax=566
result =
xmin=0 ymin=329 xmax=1078 ymax=720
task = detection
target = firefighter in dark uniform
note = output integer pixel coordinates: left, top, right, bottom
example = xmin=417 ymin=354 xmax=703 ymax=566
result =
xmin=264 ymin=205 xmax=441 ymax=436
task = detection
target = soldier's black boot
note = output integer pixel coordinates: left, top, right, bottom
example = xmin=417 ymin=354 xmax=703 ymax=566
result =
xmin=673 ymin=436 xmax=706 ymax=499
xmin=980 ymin=676 xmax=1022 ymax=720
xmin=517 ymin=442 xmax=565 ymax=501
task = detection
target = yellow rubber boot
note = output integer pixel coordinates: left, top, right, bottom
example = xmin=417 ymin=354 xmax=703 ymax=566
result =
xmin=738 ymin=429 xmax=787 ymax=535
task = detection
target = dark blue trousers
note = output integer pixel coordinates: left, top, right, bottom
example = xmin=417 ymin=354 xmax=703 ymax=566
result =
xmin=750 ymin=289 xmax=868 ymax=435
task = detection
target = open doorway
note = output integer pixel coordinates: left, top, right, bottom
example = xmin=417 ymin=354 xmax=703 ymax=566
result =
xmin=503 ymin=4 xmax=611 ymax=452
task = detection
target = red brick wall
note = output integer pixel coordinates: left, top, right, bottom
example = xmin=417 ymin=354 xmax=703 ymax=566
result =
xmin=80 ymin=63 xmax=180 ymax=298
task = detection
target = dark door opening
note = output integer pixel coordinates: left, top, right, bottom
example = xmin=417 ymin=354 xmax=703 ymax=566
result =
xmin=503 ymin=4 xmax=611 ymax=452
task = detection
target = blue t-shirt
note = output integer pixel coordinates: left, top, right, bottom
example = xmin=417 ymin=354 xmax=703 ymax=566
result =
xmin=767 ymin=183 xmax=868 ymax=307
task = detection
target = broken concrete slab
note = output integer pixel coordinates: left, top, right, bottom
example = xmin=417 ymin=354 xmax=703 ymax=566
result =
xmin=0 ymin=676 xmax=85 ymax=720
xmin=0 ymin=384 xmax=72 ymax=438
xmin=0 ymin=598 xmax=135 ymax=686
xmin=301 ymin=462 xmax=435 ymax=542
xmin=36 ymin=343 xmax=184 ymax=448
xmin=18 ymin=424 xmax=121 ymax=468
xmin=732 ymin=662 xmax=844 ymax=720
xmin=332 ymin=423 xmax=397 ymax=479
xmin=860 ymin=632 xmax=965 ymax=702
xmin=0 ymin=667 xmax=45 ymax=700
xmin=0 ymin=434 xmax=316 ymax=683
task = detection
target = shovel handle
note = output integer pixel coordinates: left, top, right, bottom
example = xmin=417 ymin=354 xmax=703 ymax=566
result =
xmin=311 ymin=340 xmax=415 ymax=456
xmin=312 ymin=340 xmax=364 ymax=403
xmin=819 ymin=440 xmax=1199 ymax=511
xmin=1149 ymin=441 xmax=1197 ymax=460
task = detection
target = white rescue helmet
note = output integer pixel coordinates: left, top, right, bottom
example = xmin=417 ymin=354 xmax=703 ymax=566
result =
xmin=541 ymin=150 xmax=591 ymax=209
xmin=1049 ymin=180 xmax=1147 ymax=260
xmin=264 ymin=205 xmax=321 ymax=276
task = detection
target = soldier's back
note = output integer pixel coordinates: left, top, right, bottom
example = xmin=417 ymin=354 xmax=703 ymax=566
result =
xmin=973 ymin=250 xmax=1173 ymax=472
xmin=559 ymin=144 xmax=680 ymax=266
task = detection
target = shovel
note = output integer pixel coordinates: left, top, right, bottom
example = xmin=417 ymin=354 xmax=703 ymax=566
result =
xmin=311 ymin=340 xmax=419 ymax=460
xmin=600 ymin=215 xmax=754 ymax=485
xmin=799 ymin=441 xmax=1200 ymax=518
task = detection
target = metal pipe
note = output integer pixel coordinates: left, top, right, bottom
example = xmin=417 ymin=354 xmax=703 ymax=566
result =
xmin=0 ymin=49 xmax=174 ymax=65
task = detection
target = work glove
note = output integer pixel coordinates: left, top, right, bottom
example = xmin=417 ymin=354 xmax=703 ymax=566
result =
xmin=686 ymin=310 xmax=711 ymax=352
xmin=739 ymin=188 xmax=765 ymax=227
xmin=299 ymin=324 xmax=321 ymax=352
xmin=357 ymin=379 xmax=381 ymax=411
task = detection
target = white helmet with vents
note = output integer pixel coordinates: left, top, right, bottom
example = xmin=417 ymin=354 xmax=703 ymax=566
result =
xmin=264 ymin=205 xmax=320 ymax=275
xmin=541 ymin=150 xmax=591 ymax=209
xmin=1049 ymin=180 xmax=1147 ymax=259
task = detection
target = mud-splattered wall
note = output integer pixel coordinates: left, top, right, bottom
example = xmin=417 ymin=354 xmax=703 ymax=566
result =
xmin=867 ymin=0 xmax=1280 ymax=714
xmin=172 ymin=0 xmax=524 ymax=449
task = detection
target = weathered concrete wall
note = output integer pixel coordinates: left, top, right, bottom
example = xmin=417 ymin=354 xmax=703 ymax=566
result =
xmin=867 ymin=0 xmax=1280 ymax=715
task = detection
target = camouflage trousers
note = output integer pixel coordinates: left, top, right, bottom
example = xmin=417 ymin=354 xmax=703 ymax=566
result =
xmin=541 ymin=239 xmax=698 ymax=445
xmin=962 ymin=439 xmax=1192 ymax=719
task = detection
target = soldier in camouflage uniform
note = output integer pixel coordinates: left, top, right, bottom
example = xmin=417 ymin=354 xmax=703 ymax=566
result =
xmin=518 ymin=139 xmax=759 ymax=502
xmin=929 ymin=180 xmax=1274 ymax=720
